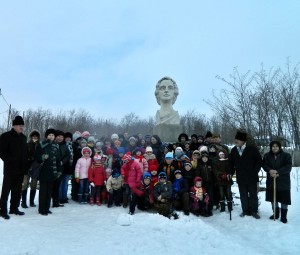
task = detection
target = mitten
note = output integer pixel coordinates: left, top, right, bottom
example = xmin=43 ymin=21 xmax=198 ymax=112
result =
xmin=90 ymin=182 xmax=95 ymax=187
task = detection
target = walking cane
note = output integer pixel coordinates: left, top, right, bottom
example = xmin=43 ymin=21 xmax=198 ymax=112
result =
xmin=273 ymin=175 xmax=277 ymax=221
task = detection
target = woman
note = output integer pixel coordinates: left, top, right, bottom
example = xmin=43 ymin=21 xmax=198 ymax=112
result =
xmin=263 ymin=141 xmax=292 ymax=223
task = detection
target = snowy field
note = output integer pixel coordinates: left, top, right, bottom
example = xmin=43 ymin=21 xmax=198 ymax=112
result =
xmin=0 ymin=160 xmax=299 ymax=255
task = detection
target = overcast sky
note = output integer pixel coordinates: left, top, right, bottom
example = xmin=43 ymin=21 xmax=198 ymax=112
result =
xmin=1 ymin=0 xmax=300 ymax=124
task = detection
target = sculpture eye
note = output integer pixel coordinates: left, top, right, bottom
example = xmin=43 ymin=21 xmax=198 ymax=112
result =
xmin=168 ymin=85 xmax=174 ymax=90
xmin=160 ymin=86 xmax=166 ymax=90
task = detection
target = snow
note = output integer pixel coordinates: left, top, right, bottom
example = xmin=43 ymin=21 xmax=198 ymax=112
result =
xmin=0 ymin=160 xmax=299 ymax=255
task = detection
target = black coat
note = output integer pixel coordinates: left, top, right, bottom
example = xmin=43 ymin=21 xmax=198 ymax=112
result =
xmin=230 ymin=144 xmax=262 ymax=184
xmin=263 ymin=150 xmax=292 ymax=191
xmin=0 ymin=128 xmax=27 ymax=176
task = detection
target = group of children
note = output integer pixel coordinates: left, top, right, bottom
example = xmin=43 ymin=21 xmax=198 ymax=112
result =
xmin=16 ymin=128 xmax=235 ymax=219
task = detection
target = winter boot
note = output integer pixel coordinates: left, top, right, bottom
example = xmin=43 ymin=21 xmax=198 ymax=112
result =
xmin=220 ymin=201 xmax=225 ymax=212
xmin=89 ymin=197 xmax=94 ymax=205
xmin=96 ymin=196 xmax=101 ymax=206
xmin=123 ymin=194 xmax=128 ymax=208
xmin=78 ymin=194 xmax=83 ymax=204
xmin=280 ymin=208 xmax=288 ymax=224
xmin=30 ymin=190 xmax=37 ymax=207
xmin=269 ymin=207 xmax=280 ymax=220
xmin=21 ymin=190 xmax=28 ymax=208
xmin=227 ymin=201 xmax=233 ymax=212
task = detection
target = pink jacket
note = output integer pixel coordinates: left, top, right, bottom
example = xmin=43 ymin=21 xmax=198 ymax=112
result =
xmin=134 ymin=156 xmax=148 ymax=173
xmin=121 ymin=160 xmax=142 ymax=189
xmin=75 ymin=157 xmax=92 ymax=179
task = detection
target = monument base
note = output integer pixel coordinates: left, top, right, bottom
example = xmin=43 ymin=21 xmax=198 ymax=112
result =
xmin=153 ymin=124 xmax=183 ymax=143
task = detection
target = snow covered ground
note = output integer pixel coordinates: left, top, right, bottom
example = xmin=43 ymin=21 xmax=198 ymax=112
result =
xmin=0 ymin=160 xmax=299 ymax=255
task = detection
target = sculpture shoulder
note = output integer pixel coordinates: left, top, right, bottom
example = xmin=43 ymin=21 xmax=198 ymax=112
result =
xmin=156 ymin=109 xmax=180 ymax=125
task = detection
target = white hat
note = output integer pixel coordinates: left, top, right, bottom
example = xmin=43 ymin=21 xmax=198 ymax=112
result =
xmin=145 ymin=146 xmax=153 ymax=152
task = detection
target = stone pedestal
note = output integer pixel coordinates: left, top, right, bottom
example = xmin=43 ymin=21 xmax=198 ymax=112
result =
xmin=153 ymin=124 xmax=183 ymax=143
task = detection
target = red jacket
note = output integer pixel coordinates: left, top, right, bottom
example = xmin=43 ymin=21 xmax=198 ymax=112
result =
xmin=121 ymin=160 xmax=142 ymax=188
xmin=131 ymin=181 xmax=154 ymax=204
xmin=88 ymin=162 xmax=106 ymax=186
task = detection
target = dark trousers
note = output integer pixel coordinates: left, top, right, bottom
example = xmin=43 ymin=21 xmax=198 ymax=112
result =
xmin=108 ymin=189 xmax=122 ymax=206
xmin=238 ymin=182 xmax=258 ymax=213
xmin=0 ymin=174 xmax=23 ymax=214
xmin=39 ymin=181 xmax=53 ymax=214
xmin=90 ymin=186 xmax=103 ymax=202
xmin=52 ymin=176 xmax=62 ymax=206
xmin=129 ymin=193 xmax=151 ymax=213
xmin=173 ymin=192 xmax=190 ymax=213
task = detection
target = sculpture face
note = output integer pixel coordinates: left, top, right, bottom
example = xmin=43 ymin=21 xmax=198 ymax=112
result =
xmin=157 ymin=79 xmax=175 ymax=104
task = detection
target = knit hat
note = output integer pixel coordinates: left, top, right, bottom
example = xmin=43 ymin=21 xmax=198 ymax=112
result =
xmin=55 ymin=130 xmax=65 ymax=137
xmin=87 ymin=136 xmax=96 ymax=143
xmin=12 ymin=116 xmax=24 ymax=126
xmin=165 ymin=152 xmax=174 ymax=160
xmin=45 ymin=128 xmax=56 ymax=138
xmin=112 ymin=168 xmax=121 ymax=178
xmin=106 ymin=148 xmax=115 ymax=155
xmin=174 ymin=169 xmax=182 ymax=175
xmin=129 ymin=136 xmax=137 ymax=142
xmin=73 ymin=131 xmax=82 ymax=141
xmin=175 ymin=151 xmax=185 ymax=160
xmin=201 ymin=152 xmax=209 ymax=158
xmin=81 ymin=147 xmax=92 ymax=156
xmin=114 ymin=140 xmax=121 ymax=146
xmin=194 ymin=176 xmax=202 ymax=184
xmin=122 ymin=152 xmax=132 ymax=162
xmin=192 ymin=150 xmax=200 ymax=155
xmin=80 ymin=139 xmax=87 ymax=145
xmin=106 ymin=167 xmax=112 ymax=174
xmin=95 ymin=141 xmax=103 ymax=148
xmin=235 ymin=131 xmax=247 ymax=142
xmin=64 ymin=132 xmax=73 ymax=140
xmin=81 ymin=131 xmax=90 ymax=138
xmin=158 ymin=172 xmax=167 ymax=180
xmin=142 ymin=172 xmax=152 ymax=181
xmin=111 ymin=133 xmax=119 ymax=140
xmin=184 ymin=162 xmax=192 ymax=168
xmin=145 ymin=146 xmax=153 ymax=153
xmin=118 ymin=147 xmax=125 ymax=154
xmin=149 ymin=165 xmax=158 ymax=172
xmin=93 ymin=153 xmax=101 ymax=161
xmin=205 ymin=131 xmax=213 ymax=138
xmin=199 ymin=146 xmax=208 ymax=153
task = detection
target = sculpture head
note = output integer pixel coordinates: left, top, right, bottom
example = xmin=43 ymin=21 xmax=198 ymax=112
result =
xmin=155 ymin=76 xmax=179 ymax=105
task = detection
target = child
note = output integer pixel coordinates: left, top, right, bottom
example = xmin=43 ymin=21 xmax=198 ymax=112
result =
xmin=88 ymin=153 xmax=106 ymax=206
xmin=182 ymin=162 xmax=196 ymax=188
xmin=190 ymin=176 xmax=209 ymax=217
xmin=173 ymin=170 xmax=190 ymax=215
xmin=158 ymin=152 xmax=176 ymax=182
xmin=213 ymin=150 xmax=233 ymax=212
xmin=149 ymin=165 xmax=158 ymax=185
xmin=75 ymin=147 xmax=92 ymax=204
xmin=154 ymin=172 xmax=177 ymax=219
xmin=144 ymin=146 xmax=159 ymax=169
xmin=101 ymin=167 xmax=112 ymax=204
xmin=129 ymin=172 xmax=154 ymax=215
xmin=106 ymin=168 xmax=123 ymax=207
xmin=133 ymin=147 xmax=148 ymax=173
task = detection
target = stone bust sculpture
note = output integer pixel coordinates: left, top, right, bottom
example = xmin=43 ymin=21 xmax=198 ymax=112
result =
xmin=155 ymin=76 xmax=180 ymax=125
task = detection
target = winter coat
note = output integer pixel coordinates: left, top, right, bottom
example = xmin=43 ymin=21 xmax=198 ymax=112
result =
xmin=263 ymin=149 xmax=292 ymax=191
xmin=134 ymin=155 xmax=148 ymax=173
xmin=75 ymin=157 xmax=92 ymax=179
xmin=173 ymin=177 xmax=189 ymax=198
xmin=106 ymin=175 xmax=124 ymax=191
xmin=190 ymin=177 xmax=208 ymax=202
xmin=0 ymin=128 xmax=27 ymax=176
xmin=88 ymin=162 xmax=106 ymax=186
xmin=131 ymin=180 xmax=154 ymax=204
xmin=195 ymin=160 xmax=214 ymax=185
xmin=26 ymin=141 xmax=39 ymax=173
xmin=229 ymin=143 xmax=262 ymax=184
xmin=151 ymin=142 xmax=164 ymax=163
xmin=182 ymin=169 xmax=196 ymax=188
xmin=58 ymin=142 xmax=71 ymax=175
xmin=158 ymin=160 xmax=176 ymax=183
xmin=35 ymin=140 xmax=61 ymax=181
xmin=144 ymin=153 xmax=159 ymax=169
xmin=153 ymin=181 xmax=173 ymax=201
xmin=121 ymin=160 xmax=142 ymax=189
xmin=213 ymin=159 xmax=233 ymax=186
xmin=64 ymin=141 xmax=74 ymax=175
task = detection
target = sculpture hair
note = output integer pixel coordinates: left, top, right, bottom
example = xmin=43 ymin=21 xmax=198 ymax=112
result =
xmin=155 ymin=76 xmax=179 ymax=105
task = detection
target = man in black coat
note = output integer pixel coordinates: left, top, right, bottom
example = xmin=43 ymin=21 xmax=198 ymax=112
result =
xmin=230 ymin=131 xmax=262 ymax=219
xmin=263 ymin=141 xmax=292 ymax=223
xmin=0 ymin=116 xmax=27 ymax=219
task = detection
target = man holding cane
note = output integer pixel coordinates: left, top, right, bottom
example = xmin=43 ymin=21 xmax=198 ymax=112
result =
xmin=263 ymin=141 xmax=292 ymax=223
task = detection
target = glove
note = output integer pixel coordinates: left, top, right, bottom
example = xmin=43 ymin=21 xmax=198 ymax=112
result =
xmin=90 ymin=182 xmax=95 ymax=187
xmin=204 ymin=194 xmax=209 ymax=206
xmin=75 ymin=178 xmax=80 ymax=183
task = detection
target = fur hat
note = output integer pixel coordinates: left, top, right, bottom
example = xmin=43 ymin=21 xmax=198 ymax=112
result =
xmin=29 ymin=129 xmax=40 ymax=138
xmin=81 ymin=147 xmax=92 ymax=156
xmin=45 ymin=128 xmax=56 ymax=138
xmin=12 ymin=116 xmax=24 ymax=126
xmin=178 ymin=133 xmax=189 ymax=142
xmin=56 ymin=130 xmax=65 ymax=137
xmin=64 ymin=132 xmax=73 ymax=140
xmin=235 ymin=131 xmax=247 ymax=142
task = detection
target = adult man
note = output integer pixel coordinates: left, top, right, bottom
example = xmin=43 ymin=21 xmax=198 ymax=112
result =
xmin=0 ymin=116 xmax=27 ymax=219
xmin=154 ymin=76 xmax=180 ymax=125
xmin=230 ymin=131 xmax=262 ymax=219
